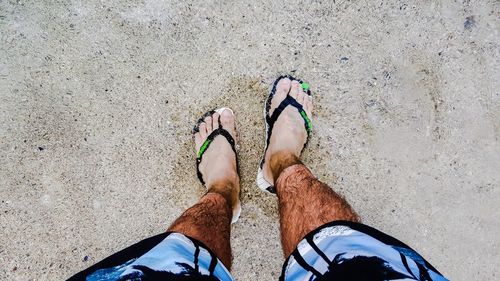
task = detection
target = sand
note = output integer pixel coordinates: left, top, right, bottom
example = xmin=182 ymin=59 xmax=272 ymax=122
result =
xmin=1 ymin=0 xmax=499 ymax=280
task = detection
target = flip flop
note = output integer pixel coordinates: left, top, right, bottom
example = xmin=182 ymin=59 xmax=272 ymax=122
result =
xmin=256 ymin=75 xmax=312 ymax=194
xmin=193 ymin=108 xmax=241 ymax=223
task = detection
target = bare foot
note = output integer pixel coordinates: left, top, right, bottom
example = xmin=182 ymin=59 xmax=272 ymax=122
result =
xmin=261 ymin=78 xmax=313 ymax=185
xmin=194 ymin=109 xmax=240 ymax=211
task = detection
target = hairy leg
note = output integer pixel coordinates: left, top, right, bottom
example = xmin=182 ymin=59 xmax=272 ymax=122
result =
xmin=168 ymin=180 xmax=235 ymax=269
xmin=260 ymin=78 xmax=358 ymax=256
xmin=270 ymin=151 xmax=360 ymax=257
xmin=168 ymin=109 xmax=240 ymax=270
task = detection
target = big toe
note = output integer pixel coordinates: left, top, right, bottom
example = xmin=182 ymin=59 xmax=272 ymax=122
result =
xmin=269 ymin=77 xmax=291 ymax=115
xmin=219 ymin=109 xmax=236 ymax=135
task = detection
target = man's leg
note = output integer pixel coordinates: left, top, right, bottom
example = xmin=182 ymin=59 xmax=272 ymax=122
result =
xmin=169 ymin=110 xmax=240 ymax=269
xmin=269 ymin=151 xmax=359 ymax=257
xmin=260 ymin=77 xmax=358 ymax=256
xmin=69 ymin=110 xmax=239 ymax=280
xmin=168 ymin=184 xmax=234 ymax=268
xmin=260 ymin=78 xmax=448 ymax=280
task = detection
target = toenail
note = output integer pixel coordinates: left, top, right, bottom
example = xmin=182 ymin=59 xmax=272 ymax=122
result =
xmin=279 ymin=78 xmax=291 ymax=87
xmin=220 ymin=112 xmax=232 ymax=123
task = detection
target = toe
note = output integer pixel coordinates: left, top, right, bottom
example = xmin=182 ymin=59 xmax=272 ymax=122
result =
xmin=220 ymin=109 xmax=236 ymax=136
xmin=212 ymin=112 xmax=220 ymax=130
xmin=289 ymin=80 xmax=300 ymax=99
xmin=270 ymin=78 xmax=291 ymax=115
xmin=304 ymin=96 xmax=313 ymax=116
xmin=194 ymin=132 xmax=203 ymax=152
xmin=276 ymin=77 xmax=291 ymax=96
xmin=205 ymin=116 xmax=213 ymax=133
xmin=297 ymin=86 xmax=306 ymax=105
xmin=199 ymin=122 xmax=208 ymax=138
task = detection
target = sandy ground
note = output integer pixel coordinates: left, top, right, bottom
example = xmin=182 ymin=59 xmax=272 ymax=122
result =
xmin=1 ymin=0 xmax=499 ymax=280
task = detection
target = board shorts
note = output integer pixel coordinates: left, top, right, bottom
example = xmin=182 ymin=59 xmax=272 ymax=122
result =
xmin=68 ymin=221 xmax=448 ymax=281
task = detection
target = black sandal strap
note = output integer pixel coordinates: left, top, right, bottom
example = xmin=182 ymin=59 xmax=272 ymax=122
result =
xmin=263 ymin=95 xmax=312 ymax=160
xmin=196 ymin=127 xmax=237 ymax=185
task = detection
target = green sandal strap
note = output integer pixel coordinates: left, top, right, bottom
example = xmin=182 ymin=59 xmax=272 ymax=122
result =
xmin=196 ymin=128 xmax=237 ymax=185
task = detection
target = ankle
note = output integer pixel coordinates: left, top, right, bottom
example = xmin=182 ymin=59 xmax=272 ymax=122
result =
xmin=207 ymin=179 xmax=238 ymax=209
xmin=205 ymin=169 xmax=238 ymax=187
xmin=269 ymin=150 xmax=301 ymax=183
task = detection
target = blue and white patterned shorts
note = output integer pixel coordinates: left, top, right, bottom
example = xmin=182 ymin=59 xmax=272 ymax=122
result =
xmin=68 ymin=221 xmax=448 ymax=281
xmin=280 ymin=221 xmax=447 ymax=281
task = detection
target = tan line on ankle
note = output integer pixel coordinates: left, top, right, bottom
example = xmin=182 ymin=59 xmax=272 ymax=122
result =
xmin=269 ymin=151 xmax=302 ymax=183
